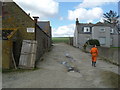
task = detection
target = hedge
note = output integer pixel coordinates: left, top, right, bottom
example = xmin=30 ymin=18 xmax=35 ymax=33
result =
xmin=86 ymin=39 xmax=100 ymax=46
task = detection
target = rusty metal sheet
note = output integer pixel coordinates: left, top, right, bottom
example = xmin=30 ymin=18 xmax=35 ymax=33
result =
xmin=19 ymin=40 xmax=37 ymax=69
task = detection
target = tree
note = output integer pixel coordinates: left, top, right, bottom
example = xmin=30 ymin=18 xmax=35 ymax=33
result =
xmin=103 ymin=10 xmax=119 ymax=25
xmin=103 ymin=10 xmax=119 ymax=34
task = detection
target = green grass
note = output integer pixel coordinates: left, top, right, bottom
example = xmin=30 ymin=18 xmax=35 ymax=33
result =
xmin=52 ymin=37 xmax=70 ymax=44
xmin=111 ymin=47 xmax=120 ymax=48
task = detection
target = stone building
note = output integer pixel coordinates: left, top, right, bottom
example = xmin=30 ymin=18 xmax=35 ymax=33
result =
xmin=1 ymin=2 xmax=52 ymax=69
xmin=37 ymin=21 xmax=52 ymax=37
xmin=73 ymin=18 xmax=119 ymax=48
xmin=37 ymin=21 xmax=52 ymax=50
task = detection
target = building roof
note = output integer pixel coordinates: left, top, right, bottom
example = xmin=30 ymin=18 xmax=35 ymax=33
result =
xmin=93 ymin=22 xmax=113 ymax=27
xmin=76 ymin=23 xmax=93 ymax=33
xmin=78 ymin=23 xmax=94 ymax=26
xmin=36 ymin=24 xmax=51 ymax=38
xmin=37 ymin=21 xmax=50 ymax=31
xmin=76 ymin=21 xmax=116 ymax=34
xmin=37 ymin=21 xmax=51 ymax=36
xmin=75 ymin=18 xmax=118 ymax=35
xmin=2 ymin=2 xmax=51 ymax=38
xmin=77 ymin=21 xmax=115 ymax=28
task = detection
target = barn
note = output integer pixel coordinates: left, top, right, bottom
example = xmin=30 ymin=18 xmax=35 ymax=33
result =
xmin=1 ymin=2 xmax=52 ymax=69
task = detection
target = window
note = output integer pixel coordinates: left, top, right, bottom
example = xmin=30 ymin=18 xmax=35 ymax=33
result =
xmin=99 ymin=37 xmax=106 ymax=45
xmin=2 ymin=30 xmax=13 ymax=40
xmin=83 ymin=27 xmax=90 ymax=32
xmin=110 ymin=29 xmax=114 ymax=34
xmin=100 ymin=28 xmax=105 ymax=32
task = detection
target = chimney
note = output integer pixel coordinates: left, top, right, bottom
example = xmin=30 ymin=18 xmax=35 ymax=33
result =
xmin=33 ymin=16 xmax=39 ymax=23
xmin=28 ymin=13 xmax=30 ymax=16
xmin=76 ymin=18 xmax=79 ymax=25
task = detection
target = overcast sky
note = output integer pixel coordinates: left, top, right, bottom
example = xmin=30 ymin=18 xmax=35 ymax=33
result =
xmin=14 ymin=0 xmax=119 ymax=37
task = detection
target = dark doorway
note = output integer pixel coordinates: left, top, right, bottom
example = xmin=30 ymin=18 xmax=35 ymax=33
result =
xmin=13 ymin=41 xmax=22 ymax=66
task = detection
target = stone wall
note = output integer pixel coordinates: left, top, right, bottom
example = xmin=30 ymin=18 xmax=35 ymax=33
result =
xmin=86 ymin=46 xmax=119 ymax=65
xmin=111 ymin=35 xmax=119 ymax=47
xmin=2 ymin=40 xmax=13 ymax=69
xmin=2 ymin=2 xmax=36 ymax=69
xmin=2 ymin=2 xmax=52 ymax=69
xmin=36 ymin=25 xmax=51 ymax=61
xmin=78 ymin=34 xmax=92 ymax=48
xmin=92 ymin=26 xmax=111 ymax=47
xmin=2 ymin=2 xmax=35 ymax=40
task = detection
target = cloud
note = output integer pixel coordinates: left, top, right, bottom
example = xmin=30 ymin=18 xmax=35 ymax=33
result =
xmin=100 ymin=17 xmax=105 ymax=22
xmin=14 ymin=0 xmax=59 ymax=19
xmin=68 ymin=0 xmax=118 ymax=22
xmin=52 ymin=24 xmax=75 ymax=37
xmin=68 ymin=7 xmax=103 ymax=21
xmin=87 ymin=20 xmax=93 ymax=23
xmin=77 ymin=0 xmax=118 ymax=8
xmin=59 ymin=17 xmax=64 ymax=21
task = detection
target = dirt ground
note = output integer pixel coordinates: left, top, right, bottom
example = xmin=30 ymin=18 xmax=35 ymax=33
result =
xmin=2 ymin=43 xmax=120 ymax=88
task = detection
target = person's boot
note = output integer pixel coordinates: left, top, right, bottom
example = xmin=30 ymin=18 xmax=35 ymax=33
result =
xmin=92 ymin=61 xmax=94 ymax=66
xmin=94 ymin=62 xmax=96 ymax=67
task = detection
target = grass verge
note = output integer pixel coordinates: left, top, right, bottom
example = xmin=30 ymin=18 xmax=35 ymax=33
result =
xmin=2 ymin=67 xmax=39 ymax=73
xmin=98 ymin=57 xmax=119 ymax=66
xmin=52 ymin=37 xmax=69 ymax=44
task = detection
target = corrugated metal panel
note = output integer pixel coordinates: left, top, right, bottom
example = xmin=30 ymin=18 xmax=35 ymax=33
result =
xmin=19 ymin=40 xmax=37 ymax=69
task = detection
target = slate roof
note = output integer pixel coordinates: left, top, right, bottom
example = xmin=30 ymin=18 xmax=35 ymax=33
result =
xmin=37 ymin=21 xmax=50 ymax=31
xmin=77 ymin=22 xmax=115 ymax=30
xmin=77 ymin=23 xmax=93 ymax=34
xmin=37 ymin=21 xmax=51 ymax=36
xmin=93 ymin=22 xmax=113 ymax=27
xmin=76 ymin=21 xmax=116 ymax=34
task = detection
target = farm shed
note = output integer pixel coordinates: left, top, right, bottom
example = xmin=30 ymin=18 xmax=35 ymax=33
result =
xmin=2 ymin=2 xmax=52 ymax=69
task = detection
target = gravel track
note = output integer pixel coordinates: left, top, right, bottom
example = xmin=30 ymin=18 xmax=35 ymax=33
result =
xmin=2 ymin=43 xmax=119 ymax=88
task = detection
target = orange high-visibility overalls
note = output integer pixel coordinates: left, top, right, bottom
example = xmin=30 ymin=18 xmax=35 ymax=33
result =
xmin=90 ymin=47 xmax=98 ymax=62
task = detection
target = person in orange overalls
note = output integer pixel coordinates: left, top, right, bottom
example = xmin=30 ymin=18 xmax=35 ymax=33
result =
xmin=90 ymin=45 xmax=98 ymax=67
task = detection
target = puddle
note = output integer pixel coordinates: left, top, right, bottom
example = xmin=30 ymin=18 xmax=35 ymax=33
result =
xmin=65 ymin=53 xmax=76 ymax=62
xmin=67 ymin=71 xmax=83 ymax=78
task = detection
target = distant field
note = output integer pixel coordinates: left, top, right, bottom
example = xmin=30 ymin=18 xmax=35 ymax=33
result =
xmin=52 ymin=37 xmax=69 ymax=44
xmin=111 ymin=47 xmax=120 ymax=48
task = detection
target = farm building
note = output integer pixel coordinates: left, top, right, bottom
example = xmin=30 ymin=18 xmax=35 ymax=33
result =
xmin=37 ymin=21 xmax=52 ymax=50
xmin=73 ymin=18 xmax=119 ymax=48
xmin=1 ymin=2 xmax=52 ymax=69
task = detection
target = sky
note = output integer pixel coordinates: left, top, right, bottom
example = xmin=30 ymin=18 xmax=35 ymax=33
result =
xmin=13 ymin=0 xmax=119 ymax=37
